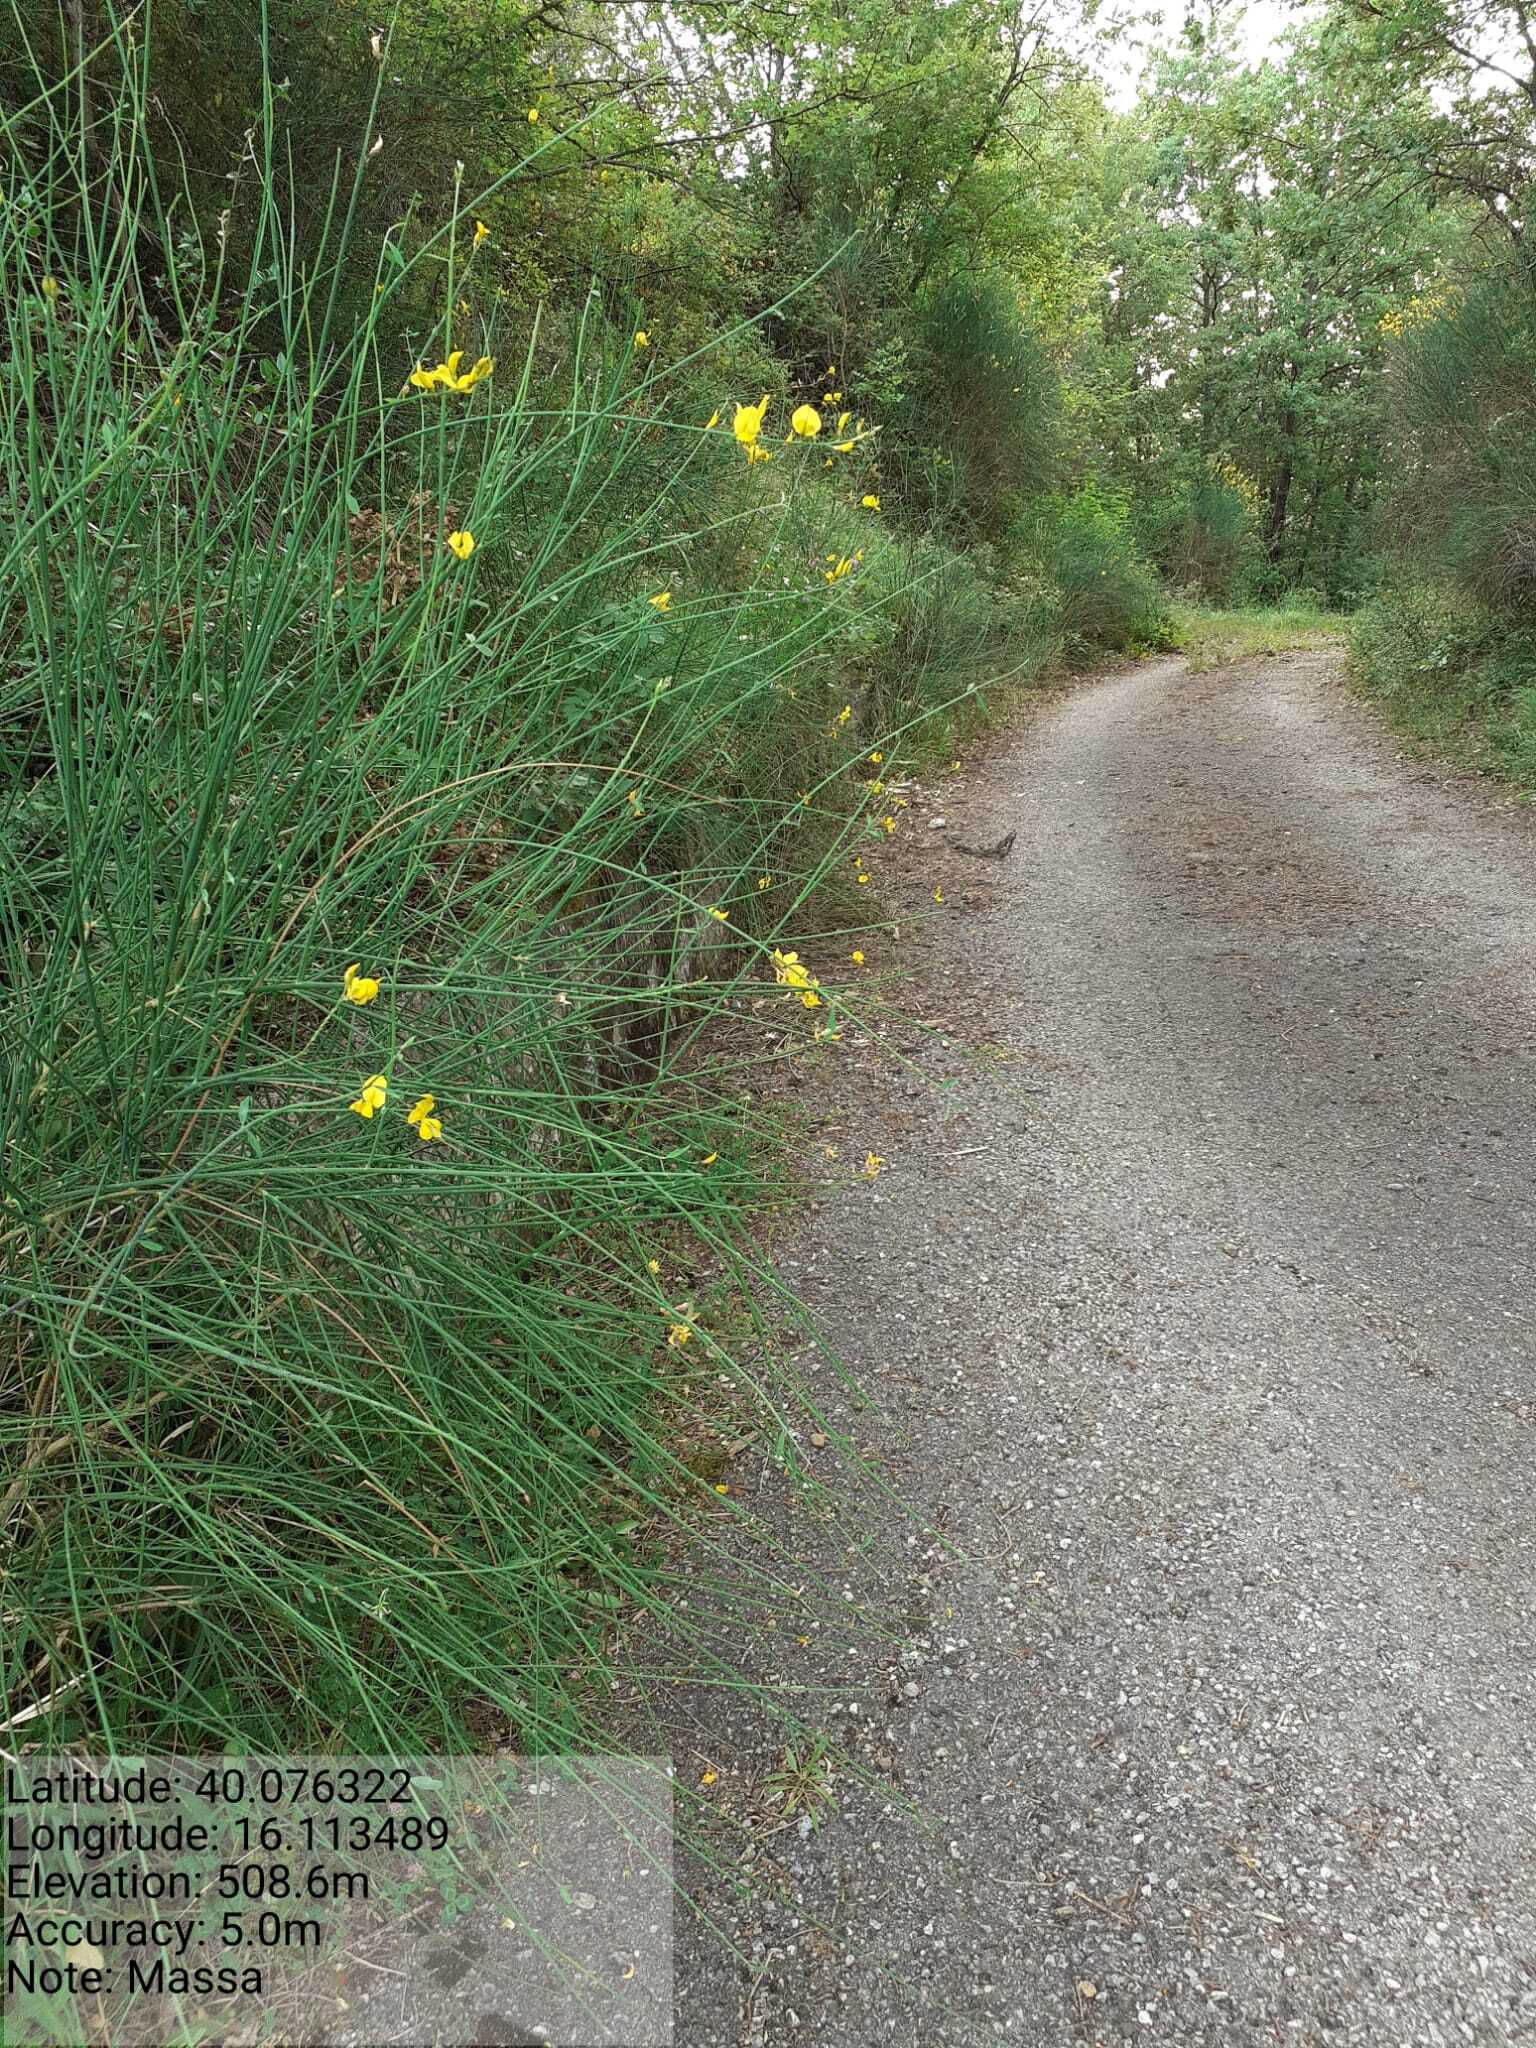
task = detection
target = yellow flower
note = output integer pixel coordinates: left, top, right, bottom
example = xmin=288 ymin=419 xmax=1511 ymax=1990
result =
xmin=837 ymin=411 xmax=851 ymax=432
xmin=856 ymin=871 xmax=870 ymax=886
xmin=407 ymin=1094 xmax=444 ymax=1141
xmin=40 ymin=276 xmax=60 ymax=305
xmin=851 ymin=950 xmax=865 ymax=965
xmin=342 ymin=962 xmax=381 ymax=1006
xmin=825 ymin=364 xmax=837 ymax=377
xmin=733 ymin=394 xmax=770 ymax=447
xmin=714 ymin=1482 xmax=730 ymax=1494
xmin=790 ymin=402 xmax=822 ymax=438
xmin=708 ymin=906 xmax=729 ymax=922
xmin=862 ymin=494 xmax=880 ymax=510
xmin=833 ymin=440 xmax=855 ymax=453
xmin=349 ymin=1073 xmax=388 ymax=1119
xmin=668 ymin=1323 xmax=692 ymax=1348
xmin=882 ymin=815 xmax=896 ymax=834
xmin=746 ymin=442 xmax=774 ymax=464
xmin=864 ymin=1153 xmax=884 ymax=1179
xmin=705 ymin=409 xmax=720 ymax=429
xmin=647 ymin=1258 xmax=661 ymax=1274
xmin=649 ymin=589 xmax=672 ymax=611
xmin=866 ymin=778 xmax=884 ymax=795
xmin=527 ymin=106 xmax=540 ymax=122
xmin=700 ymin=1769 xmax=718 ymax=1786
xmin=701 ymin=1151 xmax=718 ymax=1165
xmin=757 ymin=875 xmax=771 ymax=891
xmin=407 ymin=1094 xmax=444 ymax=1143
xmin=771 ymin=948 xmax=820 ymax=998
xmin=934 ymin=886 xmax=943 ymax=903
xmin=824 ymin=390 xmax=843 ymax=403
xmin=447 ymin=529 xmax=475 ymax=559
xmin=473 ymin=219 xmax=490 ymax=248
xmin=634 ymin=329 xmax=650 ymax=348
xmin=410 ymin=352 xmax=493 ymax=394
xmin=836 ymin=704 xmax=852 ymax=725
xmin=868 ymin=751 xmax=883 ymax=764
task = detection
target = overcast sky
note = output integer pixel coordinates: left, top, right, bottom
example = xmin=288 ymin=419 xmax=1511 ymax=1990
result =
xmin=1099 ymin=0 xmax=1307 ymax=107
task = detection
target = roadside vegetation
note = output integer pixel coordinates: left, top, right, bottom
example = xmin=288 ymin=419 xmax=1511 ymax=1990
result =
xmin=3 ymin=0 xmax=1531 ymax=1764
xmin=1169 ymin=604 xmax=1344 ymax=673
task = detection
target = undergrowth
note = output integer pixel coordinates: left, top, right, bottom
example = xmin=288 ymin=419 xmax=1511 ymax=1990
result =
xmin=1169 ymin=601 xmax=1345 ymax=672
xmin=0 ymin=20 xmax=1042 ymax=1758
xmin=1350 ymin=584 xmax=1536 ymax=790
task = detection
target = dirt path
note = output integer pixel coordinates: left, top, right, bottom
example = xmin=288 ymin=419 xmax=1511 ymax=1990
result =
xmin=669 ymin=650 xmax=1536 ymax=2048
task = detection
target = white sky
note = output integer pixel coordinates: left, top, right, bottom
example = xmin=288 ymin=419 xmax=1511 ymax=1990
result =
xmin=1097 ymin=0 xmax=1307 ymax=108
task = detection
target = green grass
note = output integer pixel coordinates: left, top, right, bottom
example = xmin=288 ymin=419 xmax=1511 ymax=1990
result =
xmin=0 ymin=20 xmax=1011 ymax=1759
xmin=1168 ymin=602 xmax=1345 ymax=671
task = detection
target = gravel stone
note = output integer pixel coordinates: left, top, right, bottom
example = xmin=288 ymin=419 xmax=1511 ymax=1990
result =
xmin=669 ymin=652 xmax=1536 ymax=2048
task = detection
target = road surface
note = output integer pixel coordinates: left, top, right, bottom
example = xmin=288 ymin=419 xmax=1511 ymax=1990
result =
xmin=670 ymin=650 xmax=1536 ymax=2048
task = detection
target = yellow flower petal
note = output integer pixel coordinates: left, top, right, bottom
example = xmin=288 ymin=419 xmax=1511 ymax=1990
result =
xmin=733 ymin=394 xmax=770 ymax=446
xmin=343 ymin=963 xmax=381 ymax=1005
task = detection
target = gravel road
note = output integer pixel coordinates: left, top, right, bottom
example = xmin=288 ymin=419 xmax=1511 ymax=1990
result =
xmin=668 ymin=650 xmax=1536 ymax=2048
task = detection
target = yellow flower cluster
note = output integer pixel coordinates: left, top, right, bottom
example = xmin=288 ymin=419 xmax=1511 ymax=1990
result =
xmin=1379 ymin=284 xmax=1456 ymax=338
xmin=771 ymin=949 xmax=822 ymax=1008
xmin=409 ymin=350 xmax=495 ymax=394
xmin=1211 ymin=459 xmax=1261 ymax=523
xmin=341 ymin=963 xmax=443 ymax=1140
xmin=725 ymin=386 xmax=879 ymax=472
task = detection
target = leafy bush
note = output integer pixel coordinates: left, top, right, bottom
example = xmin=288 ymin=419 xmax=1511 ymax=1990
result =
xmin=879 ymin=275 xmax=1062 ymax=548
xmin=1383 ymin=261 xmax=1536 ymax=611
xmin=1351 ymin=582 xmax=1536 ymax=784
xmin=1030 ymin=479 xmax=1170 ymax=655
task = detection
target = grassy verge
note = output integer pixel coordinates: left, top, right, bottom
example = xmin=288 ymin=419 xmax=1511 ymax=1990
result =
xmin=1350 ymin=584 xmax=1536 ymax=792
xmin=1168 ymin=601 xmax=1345 ymax=671
xmin=0 ymin=27 xmax=1052 ymax=1759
